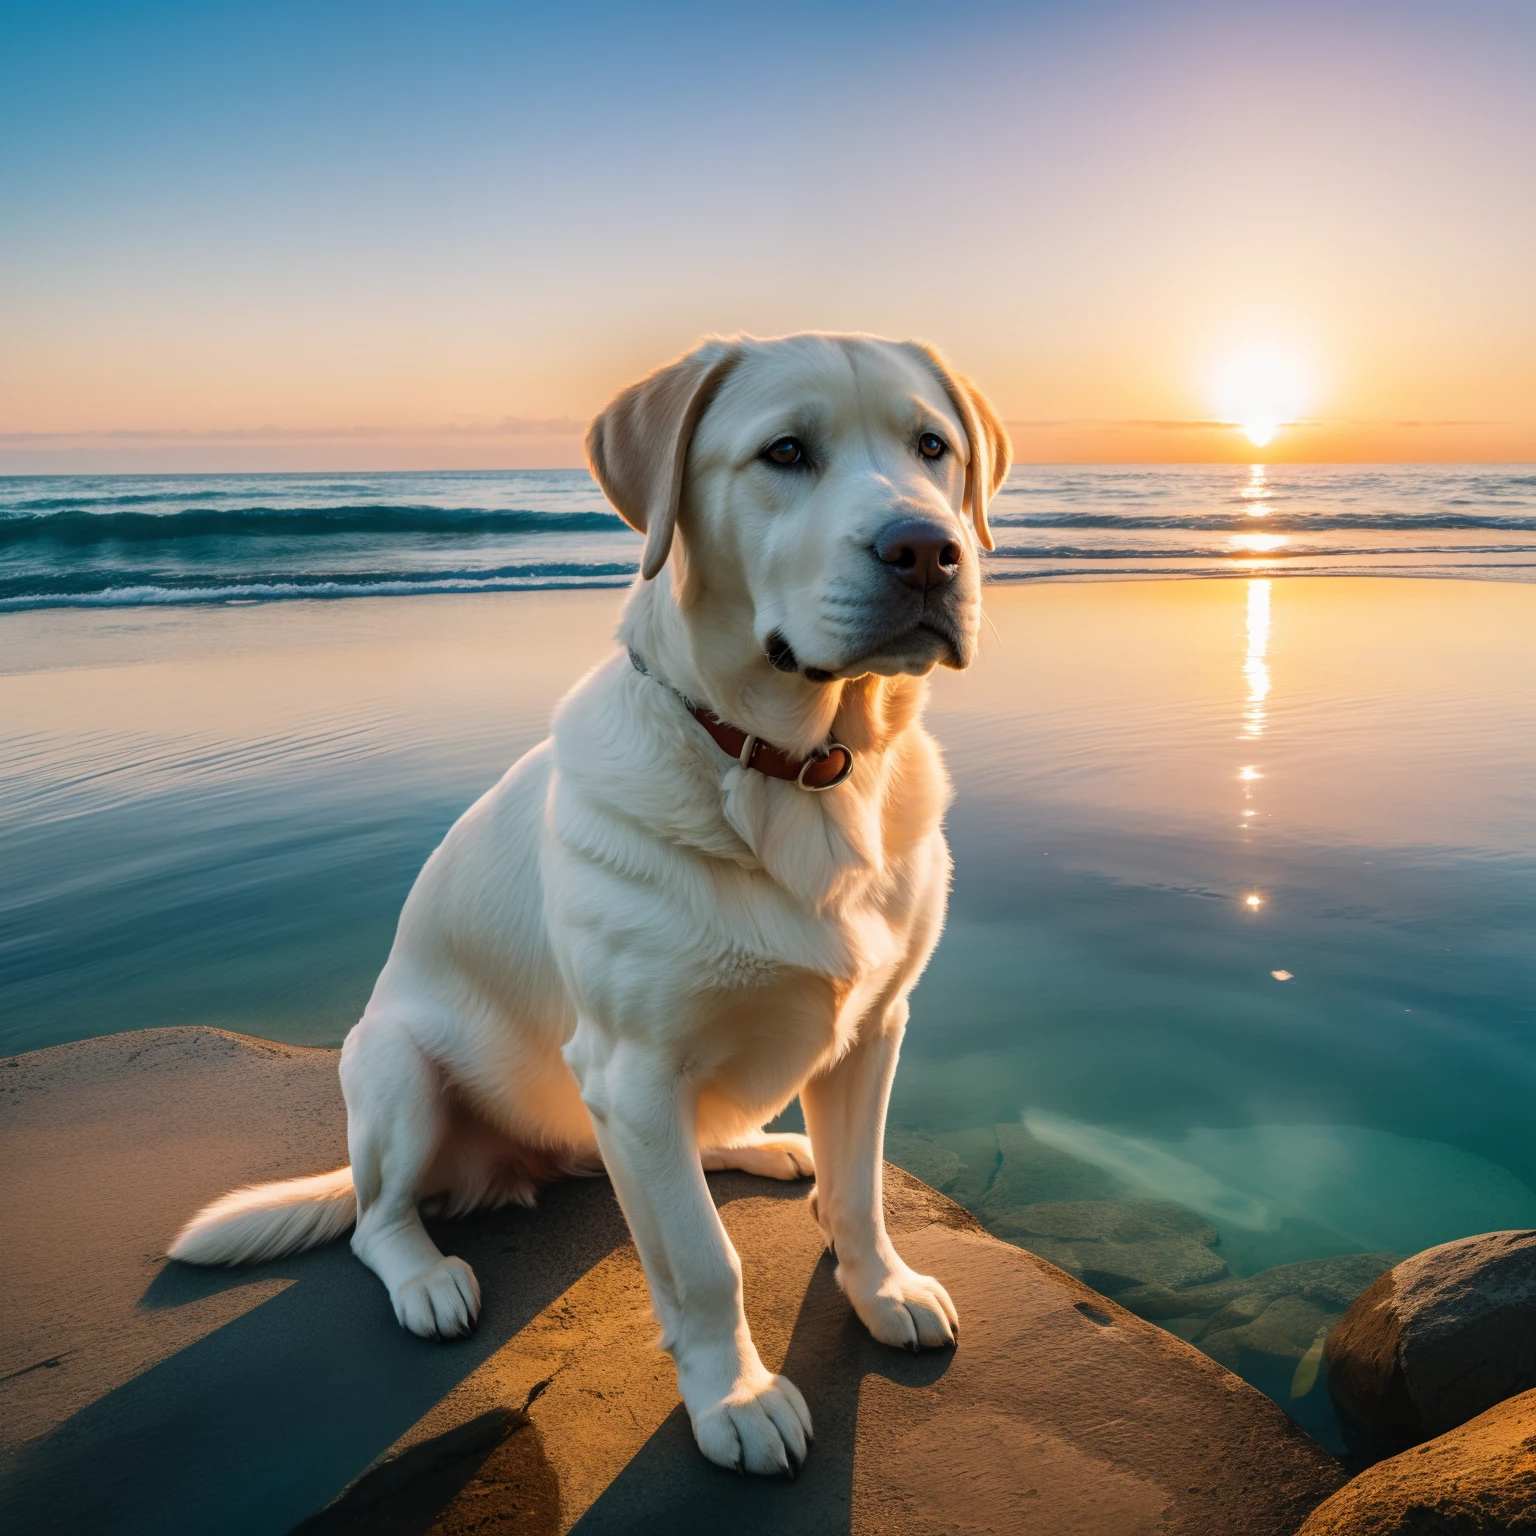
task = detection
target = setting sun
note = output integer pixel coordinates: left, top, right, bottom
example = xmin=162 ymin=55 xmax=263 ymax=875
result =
xmin=1212 ymin=350 xmax=1315 ymax=451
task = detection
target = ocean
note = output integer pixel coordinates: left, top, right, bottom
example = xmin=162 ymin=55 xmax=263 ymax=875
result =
xmin=4 ymin=465 xmax=1536 ymax=1456
xmin=3 ymin=462 xmax=1536 ymax=609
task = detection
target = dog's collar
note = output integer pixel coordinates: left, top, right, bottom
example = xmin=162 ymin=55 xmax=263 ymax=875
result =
xmin=628 ymin=648 xmax=854 ymax=792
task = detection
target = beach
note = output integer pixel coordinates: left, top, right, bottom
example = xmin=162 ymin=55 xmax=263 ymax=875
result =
xmin=5 ymin=568 xmax=1535 ymax=1451
xmin=11 ymin=1 xmax=1536 ymax=1524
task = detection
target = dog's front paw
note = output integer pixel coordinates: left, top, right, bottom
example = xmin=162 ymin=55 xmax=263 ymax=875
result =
xmin=392 ymin=1255 xmax=481 ymax=1339
xmin=688 ymin=1368 xmax=813 ymax=1476
xmin=839 ymin=1260 xmax=958 ymax=1351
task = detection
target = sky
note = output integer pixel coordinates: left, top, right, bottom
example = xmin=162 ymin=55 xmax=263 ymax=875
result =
xmin=2 ymin=0 xmax=1533 ymax=471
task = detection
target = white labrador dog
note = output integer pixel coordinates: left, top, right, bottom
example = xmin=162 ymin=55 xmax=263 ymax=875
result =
xmin=172 ymin=332 xmax=1010 ymax=1475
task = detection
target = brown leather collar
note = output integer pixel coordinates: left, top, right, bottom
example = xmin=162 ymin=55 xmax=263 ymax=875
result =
xmin=630 ymin=648 xmax=855 ymax=791
xmin=688 ymin=704 xmax=855 ymax=790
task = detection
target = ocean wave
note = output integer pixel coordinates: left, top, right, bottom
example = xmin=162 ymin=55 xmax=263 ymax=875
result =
xmin=0 ymin=561 xmax=639 ymax=610
xmin=984 ymin=560 xmax=1536 ymax=583
xmin=8 ymin=505 xmax=1533 ymax=546
xmin=988 ymin=542 xmax=1536 ymax=561
xmin=988 ymin=512 xmax=1536 ymax=532
xmin=9 ymin=552 xmax=1536 ymax=611
xmin=0 ymin=568 xmax=638 ymax=608
xmin=5 ymin=466 xmax=1535 ymax=609
xmin=0 ymin=505 xmax=631 ymax=543
xmin=6 ymin=488 xmax=244 ymax=510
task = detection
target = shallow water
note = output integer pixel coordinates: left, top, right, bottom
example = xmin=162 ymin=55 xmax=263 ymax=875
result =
xmin=2 ymin=577 xmax=1534 ymax=1452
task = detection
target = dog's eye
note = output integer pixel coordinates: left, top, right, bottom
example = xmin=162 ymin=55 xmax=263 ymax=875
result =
xmin=763 ymin=436 xmax=804 ymax=467
xmin=918 ymin=432 xmax=947 ymax=460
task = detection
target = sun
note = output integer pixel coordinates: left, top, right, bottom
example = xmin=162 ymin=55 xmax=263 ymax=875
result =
xmin=1212 ymin=349 xmax=1312 ymax=450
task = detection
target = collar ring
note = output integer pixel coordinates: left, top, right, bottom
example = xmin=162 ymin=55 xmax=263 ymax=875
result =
xmin=796 ymin=744 xmax=855 ymax=792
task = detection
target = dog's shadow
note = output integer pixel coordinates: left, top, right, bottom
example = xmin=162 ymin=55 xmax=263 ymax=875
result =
xmin=302 ymin=1183 xmax=953 ymax=1536
xmin=2 ymin=1178 xmax=628 ymax=1536
xmin=568 ymin=1250 xmax=951 ymax=1536
xmin=3 ymin=1176 xmax=950 ymax=1536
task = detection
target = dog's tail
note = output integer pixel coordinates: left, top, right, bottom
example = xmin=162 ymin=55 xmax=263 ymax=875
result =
xmin=168 ymin=1167 xmax=357 ymax=1266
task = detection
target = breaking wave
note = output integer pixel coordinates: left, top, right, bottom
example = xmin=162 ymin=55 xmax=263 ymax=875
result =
xmin=0 ymin=506 xmax=627 ymax=544
xmin=3 ymin=463 xmax=1534 ymax=609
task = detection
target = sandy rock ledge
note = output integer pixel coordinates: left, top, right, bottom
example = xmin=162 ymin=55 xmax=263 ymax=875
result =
xmin=0 ymin=1027 xmax=1347 ymax=1535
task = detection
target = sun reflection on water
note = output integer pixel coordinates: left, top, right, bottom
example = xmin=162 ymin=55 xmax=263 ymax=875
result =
xmin=1230 ymin=532 xmax=1288 ymax=555
xmin=1238 ymin=578 xmax=1272 ymax=864
xmin=1242 ymin=578 xmax=1271 ymax=741
xmin=1240 ymin=463 xmax=1272 ymax=512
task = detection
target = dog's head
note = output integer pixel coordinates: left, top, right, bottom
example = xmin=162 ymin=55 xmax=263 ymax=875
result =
xmin=588 ymin=333 xmax=1009 ymax=683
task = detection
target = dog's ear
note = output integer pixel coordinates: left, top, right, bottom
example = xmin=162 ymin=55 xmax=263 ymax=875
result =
xmin=586 ymin=340 xmax=743 ymax=580
xmin=902 ymin=343 xmax=1011 ymax=551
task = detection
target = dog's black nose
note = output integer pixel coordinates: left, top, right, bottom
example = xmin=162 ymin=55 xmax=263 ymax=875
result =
xmin=874 ymin=520 xmax=963 ymax=591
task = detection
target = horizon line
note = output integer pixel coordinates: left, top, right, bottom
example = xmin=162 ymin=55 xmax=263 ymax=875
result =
xmin=0 ymin=416 xmax=1514 ymax=445
xmin=4 ymin=458 xmax=1536 ymax=479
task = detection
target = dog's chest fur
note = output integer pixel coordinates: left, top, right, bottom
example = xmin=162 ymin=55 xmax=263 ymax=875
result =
xmin=548 ymin=658 xmax=950 ymax=1076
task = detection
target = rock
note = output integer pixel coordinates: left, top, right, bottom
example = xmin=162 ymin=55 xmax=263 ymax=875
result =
xmin=926 ymin=1125 xmax=1002 ymax=1204
xmin=1326 ymin=1230 xmax=1536 ymax=1448
xmin=1198 ymin=1294 xmax=1333 ymax=1372
xmin=1115 ymin=1254 xmax=1402 ymax=1379
xmin=988 ymin=1199 xmax=1230 ymax=1297
xmin=1127 ymin=1253 xmax=1403 ymax=1323
xmin=0 ymin=1027 xmax=1349 ymax=1535
xmin=977 ymin=1121 xmax=1125 ymax=1214
xmin=994 ymin=1199 xmax=1218 ymax=1246
xmin=1295 ymin=1387 xmax=1536 ymax=1534
xmin=883 ymin=1127 xmax=966 ymax=1193
xmin=1108 ymin=1254 xmax=1403 ymax=1418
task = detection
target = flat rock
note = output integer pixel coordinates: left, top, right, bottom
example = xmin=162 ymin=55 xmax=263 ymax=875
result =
xmin=976 ymin=1121 xmax=1125 ymax=1213
xmin=1295 ymin=1387 xmax=1536 ymax=1534
xmin=986 ymin=1198 xmax=1228 ymax=1298
xmin=0 ymin=1027 xmax=1347 ymax=1535
xmin=993 ymin=1199 xmax=1219 ymax=1246
xmin=1326 ymin=1230 xmax=1536 ymax=1449
xmin=882 ymin=1128 xmax=966 ymax=1194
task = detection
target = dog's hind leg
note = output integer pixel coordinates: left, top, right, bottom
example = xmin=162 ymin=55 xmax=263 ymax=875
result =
xmin=341 ymin=1015 xmax=481 ymax=1339
xmin=700 ymin=1130 xmax=816 ymax=1181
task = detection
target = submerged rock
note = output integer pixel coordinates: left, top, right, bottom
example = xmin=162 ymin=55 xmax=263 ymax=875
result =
xmin=991 ymin=1198 xmax=1217 ymax=1246
xmin=1295 ymin=1387 xmax=1536 ymax=1534
xmin=1118 ymin=1251 xmax=1403 ymax=1400
xmin=1198 ymin=1293 xmax=1333 ymax=1372
xmin=988 ymin=1198 xmax=1229 ymax=1296
xmin=883 ymin=1127 xmax=966 ymax=1194
xmin=965 ymin=1127 xmax=1230 ymax=1302
xmin=1128 ymin=1252 xmax=1405 ymax=1323
xmin=1326 ymin=1229 xmax=1536 ymax=1449
xmin=977 ymin=1122 xmax=1125 ymax=1213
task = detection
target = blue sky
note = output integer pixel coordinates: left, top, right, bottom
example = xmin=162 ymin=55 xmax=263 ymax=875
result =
xmin=3 ymin=1 xmax=1533 ymax=467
